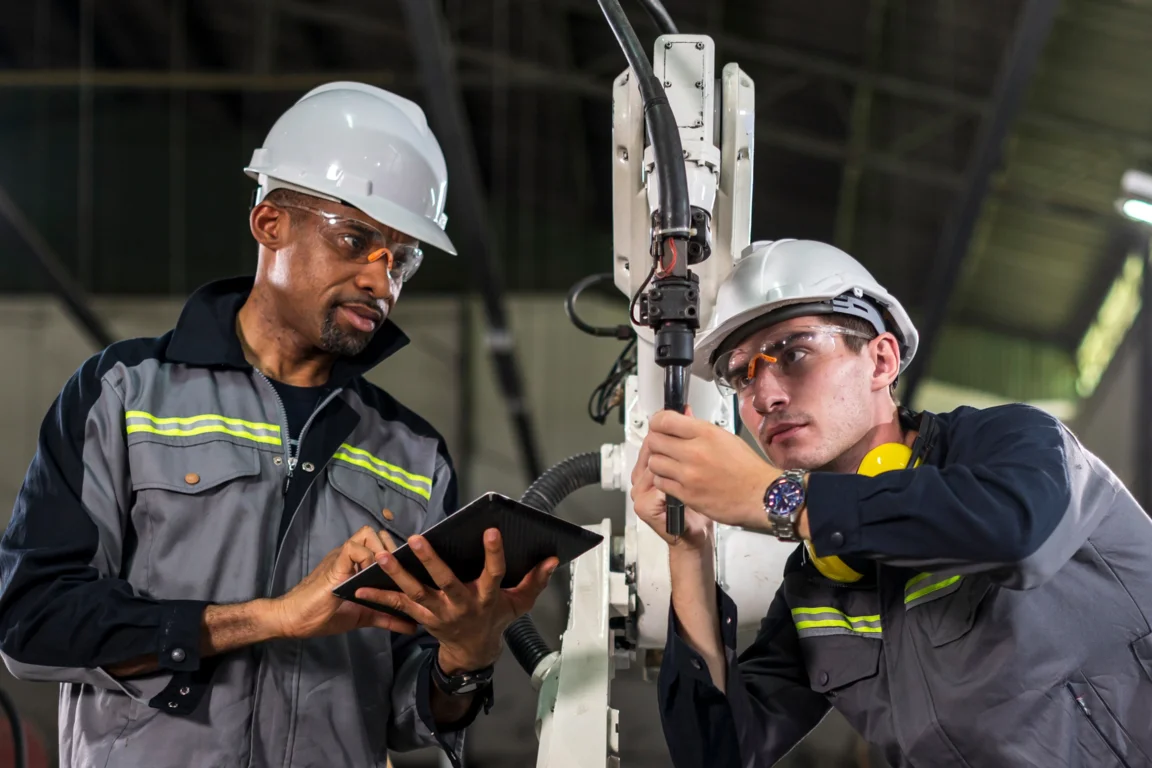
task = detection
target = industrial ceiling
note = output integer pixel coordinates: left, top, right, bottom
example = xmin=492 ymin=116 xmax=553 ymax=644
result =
xmin=0 ymin=0 xmax=1148 ymax=416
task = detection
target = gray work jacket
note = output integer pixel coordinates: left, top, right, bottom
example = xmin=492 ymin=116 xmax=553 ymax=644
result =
xmin=0 ymin=278 xmax=483 ymax=767
xmin=660 ymin=404 xmax=1152 ymax=767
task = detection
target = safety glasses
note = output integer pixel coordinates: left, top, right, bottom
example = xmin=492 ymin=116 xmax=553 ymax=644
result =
xmin=713 ymin=326 xmax=875 ymax=397
xmin=276 ymin=203 xmax=424 ymax=284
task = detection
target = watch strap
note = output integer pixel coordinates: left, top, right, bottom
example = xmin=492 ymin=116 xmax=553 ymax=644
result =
xmin=431 ymin=654 xmax=494 ymax=696
xmin=765 ymin=470 xmax=807 ymax=542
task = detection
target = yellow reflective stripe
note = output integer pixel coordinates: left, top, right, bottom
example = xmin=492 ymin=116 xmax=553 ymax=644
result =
xmin=337 ymin=444 xmax=432 ymax=487
xmin=905 ymin=575 xmax=962 ymax=604
xmin=126 ymin=410 xmax=280 ymax=433
xmin=794 ymin=619 xmax=882 ymax=633
xmin=333 ymin=452 xmax=433 ymax=500
xmin=905 ymin=572 xmax=933 ymax=590
xmin=126 ymin=424 xmax=282 ymax=445
xmin=791 ymin=607 xmax=880 ymax=623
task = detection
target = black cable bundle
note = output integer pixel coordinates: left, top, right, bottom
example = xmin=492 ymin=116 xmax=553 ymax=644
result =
xmin=588 ymin=336 xmax=637 ymax=424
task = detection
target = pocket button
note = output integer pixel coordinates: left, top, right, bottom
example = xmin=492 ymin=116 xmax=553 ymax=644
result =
xmin=184 ymin=473 xmax=200 ymax=485
xmin=382 ymin=508 xmax=395 ymax=521
xmin=819 ymin=671 xmax=829 ymax=686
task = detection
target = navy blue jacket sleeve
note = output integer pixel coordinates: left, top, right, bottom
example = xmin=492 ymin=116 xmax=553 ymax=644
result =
xmin=0 ymin=347 xmax=210 ymax=709
xmin=659 ymin=584 xmax=830 ymax=767
xmin=806 ymin=404 xmax=1084 ymax=588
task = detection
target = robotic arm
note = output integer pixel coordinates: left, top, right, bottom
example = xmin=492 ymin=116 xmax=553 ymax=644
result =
xmin=505 ymin=5 xmax=793 ymax=765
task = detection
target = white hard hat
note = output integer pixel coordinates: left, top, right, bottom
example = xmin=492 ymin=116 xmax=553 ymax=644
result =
xmin=245 ymin=81 xmax=457 ymax=255
xmin=692 ymin=239 xmax=919 ymax=381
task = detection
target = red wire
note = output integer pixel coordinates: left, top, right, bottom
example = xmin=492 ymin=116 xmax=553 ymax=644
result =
xmin=656 ymin=238 xmax=678 ymax=278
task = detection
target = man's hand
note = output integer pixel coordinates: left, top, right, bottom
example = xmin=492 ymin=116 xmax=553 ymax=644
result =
xmin=271 ymin=526 xmax=419 ymax=640
xmin=355 ymin=530 xmax=558 ymax=673
xmin=643 ymin=407 xmax=783 ymax=530
xmin=631 ymin=435 xmax=714 ymax=551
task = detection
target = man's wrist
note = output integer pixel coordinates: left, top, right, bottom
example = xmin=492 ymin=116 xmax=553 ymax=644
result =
xmin=244 ymin=599 xmax=285 ymax=643
xmin=437 ymin=644 xmax=498 ymax=676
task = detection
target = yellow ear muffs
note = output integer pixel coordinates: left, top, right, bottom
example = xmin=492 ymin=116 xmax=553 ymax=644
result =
xmin=804 ymin=442 xmax=920 ymax=582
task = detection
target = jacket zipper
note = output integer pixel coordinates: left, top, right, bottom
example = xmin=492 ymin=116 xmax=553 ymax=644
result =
xmin=248 ymin=377 xmax=345 ymax=768
xmin=1067 ymin=683 xmax=1131 ymax=767
xmin=254 ymin=372 xmax=345 ymax=594
xmin=255 ymin=371 xmax=295 ymax=492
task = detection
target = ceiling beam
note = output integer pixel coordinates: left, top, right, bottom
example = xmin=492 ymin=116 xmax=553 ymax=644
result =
xmin=901 ymin=0 xmax=1061 ymax=405
xmin=833 ymin=0 xmax=888 ymax=252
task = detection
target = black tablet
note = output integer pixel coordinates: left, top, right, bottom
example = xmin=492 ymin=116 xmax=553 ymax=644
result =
xmin=332 ymin=492 xmax=604 ymax=617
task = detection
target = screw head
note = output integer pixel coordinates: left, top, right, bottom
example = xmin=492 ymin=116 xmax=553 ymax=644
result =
xmin=696 ymin=42 xmax=705 ymax=50
xmin=663 ymin=81 xmax=672 ymax=88
xmin=665 ymin=42 xmax=673 ymax=49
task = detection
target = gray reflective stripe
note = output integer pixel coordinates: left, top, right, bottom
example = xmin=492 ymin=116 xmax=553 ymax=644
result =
xmin=904 ymin=571 xmax=965 ymax=608
xmin=125 ymin=410 xmax=282 ymax=446
xmin=791 ymin=607 xmax=883 ymax=638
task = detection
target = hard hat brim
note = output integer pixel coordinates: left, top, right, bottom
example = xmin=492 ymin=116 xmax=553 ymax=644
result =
xmin=246 ymin=167 xmax=457 ymax=256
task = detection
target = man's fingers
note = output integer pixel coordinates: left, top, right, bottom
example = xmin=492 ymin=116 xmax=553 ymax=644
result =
xmin=631 ymin=439 xmax=653 ymax=486
xmin=651 ymin=473 xmax=686 ymax=502
xmin=376 ymin=550 xmax=436 ymax=604
xmin=649 ymin=409 xmax=700 ymax=439
xmin=342 ymin=541 xmax=380 ymax=572
xmin=371 ymin=614 xmax=419 ymax=634
xmin=407 ymin=536 xmax=470 ymax=602
xmin=476 ymin=528 xmax=506 ymax=602
xmin=378 ymin=528 xmax=398 ymax=552
xmin=508 ymin=558 xmax=559 ymax=611
xmin=646 ymin=431 xmax=693 ymax=464
xmin=647 ymin=453 xmax=685 ymax=484
xmin=350 ymin=525 xmax=386 ymax=556
xmin=354 ymin=588 xmax=436 ymax=627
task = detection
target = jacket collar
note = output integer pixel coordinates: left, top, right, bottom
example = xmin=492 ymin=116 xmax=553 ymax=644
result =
xmin=166 ymin=276 xmax=410 ymax=385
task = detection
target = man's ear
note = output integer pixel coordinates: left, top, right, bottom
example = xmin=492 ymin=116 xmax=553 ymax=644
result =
xmin=870 ymin=333 xmax=902 ymax=393
xmin=250 ymin=202 xmax=288 ymax=250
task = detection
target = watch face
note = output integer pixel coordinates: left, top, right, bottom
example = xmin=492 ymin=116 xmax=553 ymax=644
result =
xmin=765 ymin=477 xmax=804 ymax=516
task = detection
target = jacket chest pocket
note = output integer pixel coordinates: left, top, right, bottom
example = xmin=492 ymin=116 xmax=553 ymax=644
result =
xmin=127 ymin=438 xmax=266 ymax=598
xmin=904 ymin=570 xmax=992 ymax=647
xmin=788 ymin=574 xmax=884 ymax=695
xmin=327 ymin=460 xmax=429 ymax=544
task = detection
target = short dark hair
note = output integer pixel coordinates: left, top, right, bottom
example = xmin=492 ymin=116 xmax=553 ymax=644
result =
xmin=827 ymin=314 xmax=901 ymax=397
xmin=262 ymin=187 xmax=319 ymax=211
xmin=829 ymin=314 xmax=879 ymax=352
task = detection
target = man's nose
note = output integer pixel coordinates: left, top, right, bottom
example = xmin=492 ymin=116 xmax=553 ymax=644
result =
xmin=353 ymin=262 xmax=394 ymax=299
xmin=750 ymin=369 xmax=789 ymax=412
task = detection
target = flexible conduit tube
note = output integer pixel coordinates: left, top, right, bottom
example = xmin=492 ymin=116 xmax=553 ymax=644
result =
xmin=504 ymin=452 xmax=603 ymax=676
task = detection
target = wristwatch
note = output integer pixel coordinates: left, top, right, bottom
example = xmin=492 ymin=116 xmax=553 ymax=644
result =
xmin=763 ymin=470 xmax=808 ymax=542
xmin=431 ymin=655 xmax=494 ymax=696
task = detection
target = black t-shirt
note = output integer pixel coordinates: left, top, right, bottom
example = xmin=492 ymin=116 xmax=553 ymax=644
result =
xmin=268 ymin=378 xmax=330 ymax=546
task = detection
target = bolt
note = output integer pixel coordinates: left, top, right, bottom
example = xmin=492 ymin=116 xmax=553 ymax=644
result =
xmin=693 ymin=119 xmax=703 ymax=127
xmin=696 ymin=42 xmax=705 ymax=50
xmin=665 ymin=42 xmax=673 ymax=49
xmin=695 ymin=80 xmax=703 ymax=89
xmin=664 ymin=81 xmax=672 ymax=88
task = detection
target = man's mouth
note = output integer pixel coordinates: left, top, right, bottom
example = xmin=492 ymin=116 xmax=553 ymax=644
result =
xmin=337 ymin=303 xmax=383 ymax=333
xmin=764 ymin=423 xmax=806 ymax=444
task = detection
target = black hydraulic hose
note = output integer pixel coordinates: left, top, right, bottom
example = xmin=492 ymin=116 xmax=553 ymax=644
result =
xmin=0 ymin=686 xmax=26 ymax=768
xmin=596 ymin=0 xmax=690 ymax=238
xmin=566 ymin=274 xmax=633 ymax=340
xmin=504 ymin=452 xmax=603 ymax=677
xmin=637 ymin=0 xmax=678 ymax=34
